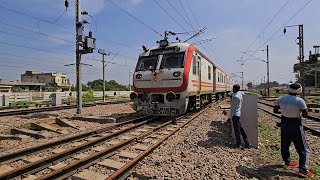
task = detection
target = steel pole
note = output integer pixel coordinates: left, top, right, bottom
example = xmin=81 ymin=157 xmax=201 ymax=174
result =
xmin=129 ymin=70 xmax=131 ymax=91
xmin=299 ymin=24 xmax=305 ymax=99
xmin=102 ymin=54 xmax=105 ymax=102
xmin=267 ymin=45 xmax=270 ymax=97
xmin=241 ymin=72 xmax=244 ymax=90
xmin=75 ymin=0 xmax=82 ymax=115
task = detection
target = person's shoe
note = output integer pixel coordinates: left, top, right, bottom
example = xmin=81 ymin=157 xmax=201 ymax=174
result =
xmin=285 ymin=161 xmax=299 ymax=167
xmin=299 ymin=169 xmax=314 ymax=177
xmin=244 ymin=143 xmax=251 ymax=148
xmin=233 ymin=144 xmax=241 ymax=148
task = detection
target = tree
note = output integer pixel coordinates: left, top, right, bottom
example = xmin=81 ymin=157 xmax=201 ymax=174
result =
xmin=247 ymin=82 xmax=253 ymax=89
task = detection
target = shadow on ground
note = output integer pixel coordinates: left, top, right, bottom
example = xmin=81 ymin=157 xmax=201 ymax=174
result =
xmin=236 ymin=165 xmax=302 ymax=180
xmin=197 ymin=120 xmax=235 ymax=148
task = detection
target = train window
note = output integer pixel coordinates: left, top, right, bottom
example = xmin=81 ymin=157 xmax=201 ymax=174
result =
xmin=208 ymin=66 xmax=211 ymax=80
xmin=197 ymin=61 xmax=200 ymax=76
xmin=192 ymin=56 xmax=196 ymax=75
xmin=160 ymin=52 xmax=185 ymax=69
xmin=218 ymin=72 xmax=220 ymax=82
xmin=136 ymin=55 xmax=158 ymax=71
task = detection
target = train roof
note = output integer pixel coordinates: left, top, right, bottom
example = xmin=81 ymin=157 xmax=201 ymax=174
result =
xmin=142 ymin=42 xmax=233 ymax=79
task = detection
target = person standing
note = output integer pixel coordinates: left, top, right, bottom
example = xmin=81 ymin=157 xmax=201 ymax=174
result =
xmin=273 ymin=83 xmax=313 ymax=177
xmin=229 ymin=84 xmax=250 ymax=148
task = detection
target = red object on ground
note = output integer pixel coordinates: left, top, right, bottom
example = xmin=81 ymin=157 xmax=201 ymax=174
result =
xmin=285 ymin=161 xmax=299 ymax=167
xmin=299 ymin=169 xmax=314 ymax=178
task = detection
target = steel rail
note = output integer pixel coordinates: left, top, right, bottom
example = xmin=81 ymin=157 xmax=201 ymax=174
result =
xmin=258 ymin=104 xmax=320 ymax=136
xmin=0 ymin=100 xmax=129 ymax=117
xmin=258 ymin=100 xmax=320 ymax=122
xmin=0 ymin=116 xmax=159 ymax=179
xmin=35 ymin=118 xmax=177 ymax=180
xmin=107 ymin=106 xmax=211 ymax=180
xmin=0 ymin=115 xmax=150 ymax=162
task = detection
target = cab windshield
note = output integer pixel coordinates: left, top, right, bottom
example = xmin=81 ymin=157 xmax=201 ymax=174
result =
xmin=136 ymin=55 xmax=158 ymax=71
xmin=160 ymin=52 xmax=185 ymax=69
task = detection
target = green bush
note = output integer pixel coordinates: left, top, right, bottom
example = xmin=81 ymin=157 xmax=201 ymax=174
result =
xmin=82 ymin=89 xmax=95 ymax=99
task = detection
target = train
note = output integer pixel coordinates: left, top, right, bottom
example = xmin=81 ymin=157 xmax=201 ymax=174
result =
xmin=130 ymin=39 xmax=235 ymax=116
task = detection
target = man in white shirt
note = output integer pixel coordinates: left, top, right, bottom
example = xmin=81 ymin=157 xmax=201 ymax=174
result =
xmin=229 ymin=84 xmax=250 ymax=148
xmin=273 ymin=83 xmax=313 ymax=177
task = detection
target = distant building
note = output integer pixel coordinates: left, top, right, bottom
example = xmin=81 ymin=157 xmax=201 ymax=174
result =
xmin=0 ymin=84 xmax=12 ymax=93
xmin=21 ymin=71 xmax=71 ymax=92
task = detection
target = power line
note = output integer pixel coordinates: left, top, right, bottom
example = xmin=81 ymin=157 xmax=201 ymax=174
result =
xmin=183 ymin=1 xmax=222 ymax=66
xmin=106 ymin=0 xmax=163 ymax=37
xmin=0 ymin=4 xmax=138 ymax=51
xmin=242 ymin=0 xmax=290 ymax=55
xmin=164 ymin=0 xmax=194 ymax=30
xmin=178 ymin=0 xmax=194 ymax=29
xmin=0 ymin=21 xmax=74 ymax=43
xmin=152 ymin=0 xmax=191 ymax=34
xmin=249 ymin=0 xmax=313 ymax=57
xmin=0 ymin=29 xmax=73 ymax=47
xmin=185 ymin=0 xmax=200 ymax=28
xmin=0 ymin=4 xmax=73 ymax=30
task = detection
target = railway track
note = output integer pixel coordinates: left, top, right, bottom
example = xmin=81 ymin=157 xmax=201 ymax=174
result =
xmin=258 ymin=101 xmax=320 ymax=136
xmin=0 ymin=103 xmax=215 ymax=179
xmin=0 ymin=100 xmax=129 ymax=117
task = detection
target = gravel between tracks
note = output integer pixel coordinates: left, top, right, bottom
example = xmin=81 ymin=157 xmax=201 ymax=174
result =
xmin=134 ymin=101 xmax=320 ymax=179
xmin=0 ymin=102 xmax=135 ymax=155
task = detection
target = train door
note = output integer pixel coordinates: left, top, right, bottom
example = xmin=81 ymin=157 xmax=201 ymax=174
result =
xmin=212 ymin=67 xmax=216 ymax=92
xmin=196 ymin=55 xmax=201 ymax=109
xmin=197 ymin=55 xmax=201 ymax=92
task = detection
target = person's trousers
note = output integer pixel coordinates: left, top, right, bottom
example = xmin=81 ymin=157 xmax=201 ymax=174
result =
xmin=280 ymin=117 xmax=309 ymax=170
xmin=232 ymin=116 xmax=249 ymax=145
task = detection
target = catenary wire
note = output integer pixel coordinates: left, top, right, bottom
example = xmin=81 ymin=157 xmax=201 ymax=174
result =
xmin=106 ymin=0 xmax=163 ymax=37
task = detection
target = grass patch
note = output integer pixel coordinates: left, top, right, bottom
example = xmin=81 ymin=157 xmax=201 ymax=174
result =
xmin=272 ymin=92 xmax=286 ymax=98
xmin=259 ymin=120 xmax=320 ymax=179
xmin=24 ymin=123 xmax=33 ymax=130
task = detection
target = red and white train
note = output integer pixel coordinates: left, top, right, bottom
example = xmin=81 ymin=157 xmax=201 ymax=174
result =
xmin=130 ymin=39 xmax=235 ymax=116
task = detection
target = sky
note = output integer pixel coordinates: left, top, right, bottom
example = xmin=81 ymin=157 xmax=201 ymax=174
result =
xmin=0 ymin=0 xmax=319 ymax=86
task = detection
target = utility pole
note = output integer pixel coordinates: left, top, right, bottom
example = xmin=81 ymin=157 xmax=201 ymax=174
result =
xmin=241 ymin=72 xmax=244 ymax=90
xmin=267 ymin=45 xmax=270 ymax=97
xmin=98 ymin=49 xmax=108 ymax=102
xmin=75 ymin=0 xmax=82 ymax=115
xmin=129 ymin=70 xmax=132 ymax=91
xmin=298 ymin=25 xmax=305 ymax=99
xmin=284 ymin=24 xmax=305 ymax=99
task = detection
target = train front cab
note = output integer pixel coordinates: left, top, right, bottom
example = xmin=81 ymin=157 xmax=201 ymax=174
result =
xmin=131 ymin=43 xmax=190 ymax=116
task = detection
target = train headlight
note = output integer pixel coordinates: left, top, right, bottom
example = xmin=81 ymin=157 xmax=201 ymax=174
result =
xmin=130 ymin=92 xmax=138 ymax=100
xmin=136 ymin=74 xmax=142 ymax=79
xmin=173 ymin=71 xmax=181 ymax=77
xmin=166 ymin=92 xmax=176 ymax=102
xmin=141 ymin=92 xmax=149 ymax=102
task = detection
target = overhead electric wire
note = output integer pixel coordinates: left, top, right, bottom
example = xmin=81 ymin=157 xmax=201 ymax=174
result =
xmin=185 ymin=0 xmax=200 ymax=28
xmin=0 ymin=4 xmax=73 ymax=30
xmin=0 ymin=21 xmax=74 ymax=43
xmin=0 ymin=29 xmax=73 ymax=47
xmin=0 ymin=4 xmax=139 ymax=51
xmin=164 ymin=0 xmax=195 ymax=32
xmin=152 ymin=0 xmax=191 ymax=35
xmin=106 ymin=0 xmax=163 ymax=37
xmin=178 ymin=0 xmax=194 ymax=29
xmin=183 ymin=0 xmax=222 ymax=66
xmin=249 ymin=0 xmax=313 ymax=57
xmin=242 ymin=0 xmax=290 ymax=55
xmin=0 ymin=41 xmax=103 ymax=63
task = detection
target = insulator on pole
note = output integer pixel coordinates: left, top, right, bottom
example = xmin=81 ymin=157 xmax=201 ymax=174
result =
xmin=65 ymin=0 xmax=69 ymax=11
